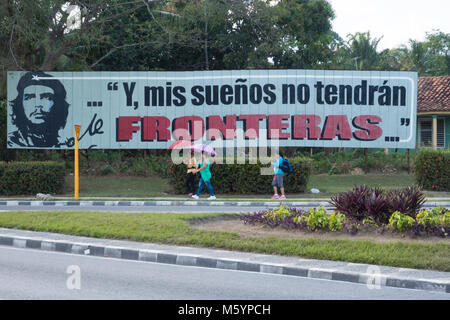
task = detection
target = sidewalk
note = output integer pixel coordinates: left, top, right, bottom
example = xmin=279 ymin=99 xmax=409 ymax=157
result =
xmin=0 ymin=227 xmax=449 ymax=294
xmin=0 ymin=197 xmax=449 ymax=208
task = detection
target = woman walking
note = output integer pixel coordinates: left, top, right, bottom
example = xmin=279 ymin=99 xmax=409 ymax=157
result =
xmin=192 ymin=152 xmax=216 ymax=200
xmin=271 ymin=151 xmax=286 ymax=200
xmin=186 ymin=150 xmax=197 ymax=198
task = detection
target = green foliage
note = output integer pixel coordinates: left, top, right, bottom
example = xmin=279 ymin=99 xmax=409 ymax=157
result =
xmin=0 ymin=161 xmax=66 ymax=195
xmin=292 ymin=207 xmax=345 ymax=231
xmin=305 ymin=207 xmax=330 ymax=231
xmin=264 ymin=205 xmax=296 ymax=224
xmin=416 ymin=207 xmax=449 ymax=227
xmin=328 ymin=212 xmax=346 ymax=232
xmin=168 ymin=157 xmax=311 ymax=194
xmin=295 ymin=150 xmax=412 ymax=175
xmin=389 ymin=211 xmax=415 ymax=232
xmin=414 ymin=149 xmax=450 ymax=191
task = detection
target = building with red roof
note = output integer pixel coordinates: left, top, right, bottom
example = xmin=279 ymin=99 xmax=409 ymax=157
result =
xmin=417 ymin=76 xmax=450 ymax=149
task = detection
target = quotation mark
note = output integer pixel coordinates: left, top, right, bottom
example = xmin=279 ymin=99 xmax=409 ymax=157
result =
xmin=400 ymin=118 xmax=410 ymax=126
xmin=107 ymin=82 xmax=118 ymax=91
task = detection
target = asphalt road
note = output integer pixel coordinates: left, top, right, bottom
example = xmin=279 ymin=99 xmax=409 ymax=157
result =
xmin=0 ymin=246 xmax=448 ymax=300
xmin=0 ymin=205 xmax=270 ymax=213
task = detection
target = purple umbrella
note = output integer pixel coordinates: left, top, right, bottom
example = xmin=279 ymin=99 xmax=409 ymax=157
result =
xmin=190 ymin=143 xmax=216 ymax=156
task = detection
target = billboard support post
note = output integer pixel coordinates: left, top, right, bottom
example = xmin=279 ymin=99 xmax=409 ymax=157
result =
xmin=74 ymin=125 xmax=81 ymax=200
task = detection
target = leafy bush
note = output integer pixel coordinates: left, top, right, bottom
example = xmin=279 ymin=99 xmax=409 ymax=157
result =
xmin=328 ymin=212 xmax=346 ymax=231
xmin=295 ymin=149 xmax=412 ymax=175
xmin=168 ymin=157 xmax=311 ymax=194
xmin=386 ymin=186 xmax=426 ymax=218
xmin=241 ymin=205 xmax=448 ymax=237
xmin=416 ymin=207 xmax=449 ymax=227
xmin=304 ymin=207 xmax=329 ymax=231
xmin=241 ymin=206 xmax=305 ymax=228
xmin=0 ymin=161 xmax=66 ymax=195
xmin=330 ymin=185 xmax=426 ymax=224
xmin=414 ymin=149 xmax=450 ymax=191
xmin=389 ymin=211 xmax=415 ymax=232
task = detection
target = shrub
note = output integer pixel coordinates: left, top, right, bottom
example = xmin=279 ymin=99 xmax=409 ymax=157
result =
xmin=386 ymin=186 xmax=426 ymax=218
xmin=304 ymin=207 xmax=329 ymax=231
xmin=414 ymin=149 xmax=450 ymax=191
xmin=416 ymin=207 xmax=449 ymax=227
xmin=328 ymin=212 xmax=346 ymax=231
xmin=0 ymin=161 xmax=66 ymax=195
xmin=440 ymin=212 xmax=450 ymax=227
xmin=168 ymin=157 xmax=311 ymax=194
xmin=330 ymin=185 xmax=426 ymax=224
xmin=241 ymin=206 xmax=305 ymax=228
xmin=389 ymin=211 xmax=415 ymax=232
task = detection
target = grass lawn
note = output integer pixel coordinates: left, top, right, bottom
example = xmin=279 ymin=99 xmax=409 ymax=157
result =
xmin=59 ymin=173 xmax=449 ymax=198
xmin=0 ymin=210 xmax=448 ymax=271
xmin=63 ymin=175 xmax=172 ymax=197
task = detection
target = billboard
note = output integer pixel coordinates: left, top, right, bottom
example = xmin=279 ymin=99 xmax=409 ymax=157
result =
xmin=7 ymin=70 xmax=417 ymax=149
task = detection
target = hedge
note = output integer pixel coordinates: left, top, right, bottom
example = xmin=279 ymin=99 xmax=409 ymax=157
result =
xmin=168 ymin=157 xmax=312 ymax=194
xmin=0 ymin=161 xmax=66 ymax=195
xmin=414 ymin=149 xmax=450 ymax=191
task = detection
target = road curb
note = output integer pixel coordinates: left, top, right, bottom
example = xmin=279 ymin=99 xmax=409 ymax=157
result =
xmin=1 ymin=200 xmax=449 ymax=208
xmin=0 ymin=233 xmax=448 ymax=294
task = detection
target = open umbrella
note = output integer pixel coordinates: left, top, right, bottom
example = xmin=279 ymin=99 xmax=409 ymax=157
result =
xmin=190 ymin=143 xmax=216 ymax=156
xmin=168 ymin=140 xmax=194 ymax=150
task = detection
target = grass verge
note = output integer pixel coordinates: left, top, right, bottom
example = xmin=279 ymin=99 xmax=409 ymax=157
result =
xmin=0 ymin=211 xmax=448 ymax=271
xmin=59 ymin=173 xmax=449 ymax=199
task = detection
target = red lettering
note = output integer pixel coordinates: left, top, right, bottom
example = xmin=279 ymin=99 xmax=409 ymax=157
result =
xmin=207 ymin=115 xmax=237 ymax=140
xmin=322 ymin=115 xmax=352 ymax=140
xmin=142 ymin=116 xmax=171 ymax=141
xmin=117 ymin=116 xmax=141 ymax=141
xmin=292 ymin=115 xmax=321 ymax=139
xmin=238 ymin=114 xmax=266 ymax=139
xmin=353 ymin=115 xmax=383 ymax=140
xmin=173 ymin=116 xmax=205 ymax=141
xmin=268 ymin=114 xmax=290 ymax=139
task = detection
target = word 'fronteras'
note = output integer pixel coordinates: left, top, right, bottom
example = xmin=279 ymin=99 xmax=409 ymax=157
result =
xmin=116 ymin=114 xmax=382 ymax=142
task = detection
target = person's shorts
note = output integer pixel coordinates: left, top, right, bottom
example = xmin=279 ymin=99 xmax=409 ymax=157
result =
xmin=271 ymin=174 xmax=284 ymax=188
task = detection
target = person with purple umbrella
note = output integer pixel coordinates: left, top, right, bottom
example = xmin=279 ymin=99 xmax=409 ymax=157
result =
xmin=191 ymin=151 xmax=216 ymax=200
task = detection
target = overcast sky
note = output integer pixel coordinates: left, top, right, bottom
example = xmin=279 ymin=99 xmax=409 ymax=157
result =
xmin=328 ymin=0 xmax=450 ymax=50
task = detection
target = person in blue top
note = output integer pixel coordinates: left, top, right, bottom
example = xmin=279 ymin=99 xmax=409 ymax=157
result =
xmin=191 ymin=151 xmax=216 ymax=200
xmin=271 ymin=151 xmax=286 ymax=200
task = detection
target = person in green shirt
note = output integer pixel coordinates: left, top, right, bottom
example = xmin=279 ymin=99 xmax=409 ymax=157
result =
xmin=191 ymin=152 xmax=216 ymax=200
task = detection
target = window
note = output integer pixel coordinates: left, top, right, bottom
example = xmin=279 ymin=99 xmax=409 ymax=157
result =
xmin=419 ymin=118 xmax=445 ymax=148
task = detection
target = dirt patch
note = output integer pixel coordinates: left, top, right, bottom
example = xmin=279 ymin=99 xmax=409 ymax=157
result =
xmin=191 ymin=217 xmax=450 ymax=243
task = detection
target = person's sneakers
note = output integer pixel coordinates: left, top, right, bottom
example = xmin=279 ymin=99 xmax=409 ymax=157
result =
xmin=271 ymin=194 xmax=279 ymax=199
xmin=279 ymin=195 xmax=286 ymax=200
xmin=207 ymin=196 xmax=216 ymax=200
xmin=191 ymin=195 xmax=199 ymax=200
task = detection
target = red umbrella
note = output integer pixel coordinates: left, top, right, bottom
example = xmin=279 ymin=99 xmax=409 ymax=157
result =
xmin=168 ymin=140 xmax=194 ymax=150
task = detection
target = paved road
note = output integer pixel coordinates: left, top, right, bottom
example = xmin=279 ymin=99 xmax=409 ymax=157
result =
xmin=0 ymin=246 xmax=448 ymax=300
xmin=0 ymin=205 xmax=270 ymax=213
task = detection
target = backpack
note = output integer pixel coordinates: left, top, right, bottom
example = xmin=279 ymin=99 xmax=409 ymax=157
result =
xmin=280 ymin=158 xmax=293 ymax=174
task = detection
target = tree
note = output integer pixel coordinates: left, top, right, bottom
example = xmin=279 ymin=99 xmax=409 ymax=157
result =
xmin=0 ymin=0 xmax=168 ymax=98
xmin=345 ymin=32 xmax=383 ymax=70
xmin=86 ymin=0 xmax=336 ymax=71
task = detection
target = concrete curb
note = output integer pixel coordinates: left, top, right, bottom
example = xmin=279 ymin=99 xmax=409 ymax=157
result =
xmin=0 ymin=200 xmax=449 ymax=208
xmin=0 ymin=200 xmax=333 ymax=208
xmin=0 ymin=233 xmax=448 ymax=294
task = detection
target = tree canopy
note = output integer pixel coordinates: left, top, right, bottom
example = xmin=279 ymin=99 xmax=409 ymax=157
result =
xmin=1 ymin=0 xmax=449 ymax=99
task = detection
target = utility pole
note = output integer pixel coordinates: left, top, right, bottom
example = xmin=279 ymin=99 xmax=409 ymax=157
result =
xmin=204 ymin=0 xmax=209 ymax=70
